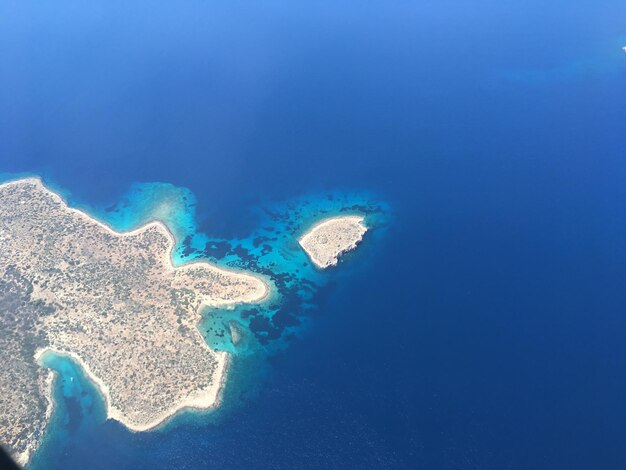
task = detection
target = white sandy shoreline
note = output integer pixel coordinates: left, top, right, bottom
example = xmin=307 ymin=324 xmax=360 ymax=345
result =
xmin=296 ymin=214 xmax=365 ymax=238
xmin=298 ymin=215 xmax=368 ymax=269
xmin=2 ymin=176 xmax=273 ymax=304
xmin=0 ymin=176 xmax=270 ymax=465
xmin=34 ymin=347 xmax=231 ymax=434
xmin=7 ymin=174 xmax=263 ymax=428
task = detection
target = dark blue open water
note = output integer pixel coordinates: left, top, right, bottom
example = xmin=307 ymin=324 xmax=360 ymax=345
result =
xmin=2 ymin=1 xmax=626 ymax=468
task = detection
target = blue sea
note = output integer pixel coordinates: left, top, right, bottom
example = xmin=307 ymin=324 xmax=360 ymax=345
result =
xmin=2 ymin=1 xmax=626 ymax=468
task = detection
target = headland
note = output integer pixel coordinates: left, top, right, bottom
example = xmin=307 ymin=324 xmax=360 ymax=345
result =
xmin=0 ymin=178 xmax=268 ymax=465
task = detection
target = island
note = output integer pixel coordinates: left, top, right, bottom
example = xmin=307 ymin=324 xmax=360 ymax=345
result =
xmin=0 ymin=178 xmax=268 ymax=465
xmin=298 ymin=215 xmax=367 ymax=269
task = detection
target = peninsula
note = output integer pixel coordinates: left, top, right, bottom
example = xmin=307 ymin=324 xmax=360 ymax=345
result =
xmin=298 ymin=215 xmax=367 ymax=269
xmin=0 ymin=178 xmax=268 ymax=465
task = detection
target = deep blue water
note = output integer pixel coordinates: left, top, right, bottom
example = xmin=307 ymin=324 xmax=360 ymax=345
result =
xmin=2 ymin=1 xmax=626 ymax=468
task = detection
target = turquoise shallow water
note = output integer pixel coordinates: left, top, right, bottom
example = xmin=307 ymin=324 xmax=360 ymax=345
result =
xmin=1 ymin=175 xmax=388 ymax=468
xmin=3 ymin=0 xmax=626 ymax=467
xmin=80 ymin=179 xmax=389 ymax=355
xmin=29 ymin=352 xmax=107 ymax=470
